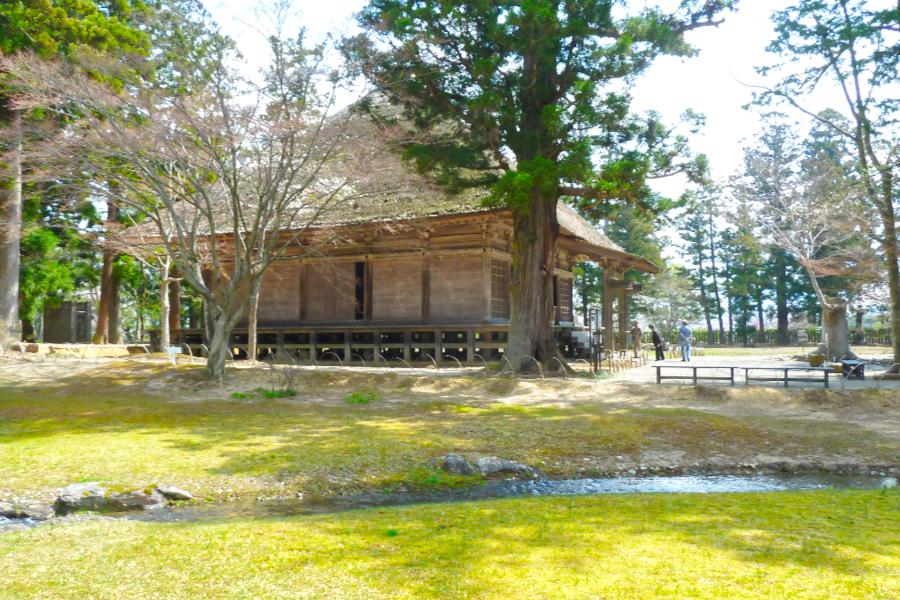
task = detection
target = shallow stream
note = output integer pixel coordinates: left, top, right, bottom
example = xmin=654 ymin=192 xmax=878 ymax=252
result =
xmin=127 ymin=473 xmax=895 ymax=523
xmin=2 ymin=474 xmax=894 ymax=533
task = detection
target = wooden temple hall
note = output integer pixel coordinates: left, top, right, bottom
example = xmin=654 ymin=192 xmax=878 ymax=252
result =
xmin=173 ymin=195 xmax=658 ymax=364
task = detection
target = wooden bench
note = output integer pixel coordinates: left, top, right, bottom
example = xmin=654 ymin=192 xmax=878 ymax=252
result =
xmin=743 ymin=366 xmax=831 ymax=388
xmin=655 ymin=365 xmax=737 ymax=386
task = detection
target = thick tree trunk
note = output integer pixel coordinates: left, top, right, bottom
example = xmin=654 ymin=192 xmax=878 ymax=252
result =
xmin=774 ymin=251 xmax=789 ymax=345
xmin=206 ymin=317 xmax=234 ymax=382
xmin=108 ymin=270 xmax=121 ymax=344
xmin=0 ymin=111 xmax=22 ymax=343
xmin=822 ymin=303 xmax=850 ymax=361
xmin=506 ymin=193 xmax=565 ymax=372
xmin=93 ymin=200 xmax=119 ymax=344
xmin=93 ymin=252 xmax=113 ymax=344
xmin=168 ymin=278 xmax=180 ymax=337
xmin=804 ymin=263 xmax=851 ymax=360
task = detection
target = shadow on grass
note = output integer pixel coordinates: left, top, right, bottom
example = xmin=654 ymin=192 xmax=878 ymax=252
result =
xmin=1 ymin=365 xmax=897 ymax=499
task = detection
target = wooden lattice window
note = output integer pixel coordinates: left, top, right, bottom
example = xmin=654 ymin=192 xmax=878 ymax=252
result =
xmin=556 ymin=277 xmax=573 ymax=322
xmin=491 ymin=259 xmax=510 ymax=319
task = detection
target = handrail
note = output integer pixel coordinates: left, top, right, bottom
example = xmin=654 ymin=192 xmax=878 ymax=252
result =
xmin=393 ymin=357 xmax=413 ymax=369
xmin=318 ymin=351 xmax=344 ymax=367
xmin=547 ymin=356 xmax=566 ymax=379
xmin=523 ymin=355 xmax=544 ymax=379
xmin=498 ymin=355 xmax=515 ymax=377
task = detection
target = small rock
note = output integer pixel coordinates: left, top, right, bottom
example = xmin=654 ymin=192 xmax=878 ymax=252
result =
xmin=475 ymin=456 xmax=533 ymax=476
xmin=0 ymin=501 xmax=54 ymax=520
xmin=17 ymin=503 xmax=55 ymax=521
xmin=155 ymin=484 xmax=193 ymax=501
xmin=437 ymin=454 xmax=476 ymax=475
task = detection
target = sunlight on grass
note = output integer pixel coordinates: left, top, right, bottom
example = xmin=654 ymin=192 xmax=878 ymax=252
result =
xmin=0 ymin=490 xmax=896 ymax=599
xmin=1 ymin=372 xmax=897 ymax=501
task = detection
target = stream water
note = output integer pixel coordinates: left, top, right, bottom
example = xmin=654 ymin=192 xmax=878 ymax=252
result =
xmin=2 ymin=474 xmax=894 ymax=533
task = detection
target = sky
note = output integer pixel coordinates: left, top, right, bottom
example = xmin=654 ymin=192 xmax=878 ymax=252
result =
xmin=205 ymin=0 xmax=855 ymax=199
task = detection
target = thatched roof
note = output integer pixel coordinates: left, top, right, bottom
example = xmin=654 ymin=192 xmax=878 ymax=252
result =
xmin=317 ymin=111 xmax=658 ymax=273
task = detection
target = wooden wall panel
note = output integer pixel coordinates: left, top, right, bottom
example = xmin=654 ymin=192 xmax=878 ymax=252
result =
xmin=429 ymin=256 xmax=484 ymax=321
xmin=372 ymin=258 xmax=423 ymax=321
xmin=305 ymin=261 xmax=356 ymax=321
xmin=257 ymin=264 xmax=302 ymax=323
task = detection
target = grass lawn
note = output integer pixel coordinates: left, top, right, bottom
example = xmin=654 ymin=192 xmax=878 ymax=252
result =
xmin=1 ymin=363 xmax=897 ymax=502
xmin=1 ymin=490 xmax=897 ymax=599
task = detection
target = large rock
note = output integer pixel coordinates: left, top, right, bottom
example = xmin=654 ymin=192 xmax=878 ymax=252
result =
xmin=437 ymin=453 xmax=477 ymax=475
xmin=54 ymin=482 xmax=167 ymax=515
xmin=155 ymin=484 xmax=193 ymax=501
xmin=475 ymin=456 xmax=533 ymax=476
xmin=0 ymin=501 xmax=15 ymax=518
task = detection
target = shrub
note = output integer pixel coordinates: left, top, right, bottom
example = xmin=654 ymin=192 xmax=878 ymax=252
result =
xmin=230 ymin=387 xmax=297 ymax=401
xmin=344 ymin=391 xmax=382 ymax=404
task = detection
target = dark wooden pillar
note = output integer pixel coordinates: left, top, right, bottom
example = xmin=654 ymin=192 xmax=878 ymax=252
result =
xmin=618 ymin=286 xmax=627 ymax=350
xmin=421 ymin=254 xmax=431 ymax=323
xmin=364 ymin=259 xmax=373 ymax=322
xmin=602 ymin=269 xmax=614 ymax=352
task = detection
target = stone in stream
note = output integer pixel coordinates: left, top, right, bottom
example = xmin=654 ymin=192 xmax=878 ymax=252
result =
xmin=155 ymin=484 xmax=194 ymax=501
xmin=437 ymin=454 xmax=477 ymax=475
xmin=0 ymin=500 xmax=55 ymax=521
xmin=16 ymin=503 xmax=55 ymax=521
xmin=475 ymin=456 xmax=534 ymax=476
xmin=54 ymin=482 xmax=168 ymax=515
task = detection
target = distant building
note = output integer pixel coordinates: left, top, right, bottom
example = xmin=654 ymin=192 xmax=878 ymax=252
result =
xmin=173 ymin=192 xmax=657 ymax=363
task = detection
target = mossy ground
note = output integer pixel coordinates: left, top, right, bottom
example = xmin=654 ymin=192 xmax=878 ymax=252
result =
xmin=1 ymin=360 xmax=898 ymax=597
xmin=1 ymin=490 xmax=897 ymax=599
xmin=0 ymin=361 xmax=897 ymax=502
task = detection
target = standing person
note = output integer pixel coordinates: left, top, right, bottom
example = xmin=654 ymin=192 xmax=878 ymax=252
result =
xmin=649 ymin=323 xmax=665 ymax=361
xmin=678 ymin=320 xmax=693 ymax=361
xmin=630 ymin=320 xmax=643 ymax=358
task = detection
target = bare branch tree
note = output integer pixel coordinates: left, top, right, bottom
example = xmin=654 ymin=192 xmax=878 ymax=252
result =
xmin=1 ymin=27 xmax=378 ymax=380
xmin=733 ymin=117 xmax=878 ymax=359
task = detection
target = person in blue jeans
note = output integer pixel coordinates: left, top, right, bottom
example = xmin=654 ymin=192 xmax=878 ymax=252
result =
xmin=678 ymin=320 xmax=693 ymax=361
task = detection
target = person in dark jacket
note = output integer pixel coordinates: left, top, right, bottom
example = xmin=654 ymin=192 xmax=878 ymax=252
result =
xmin=649 ymin=323 xmax=665 ymax=361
